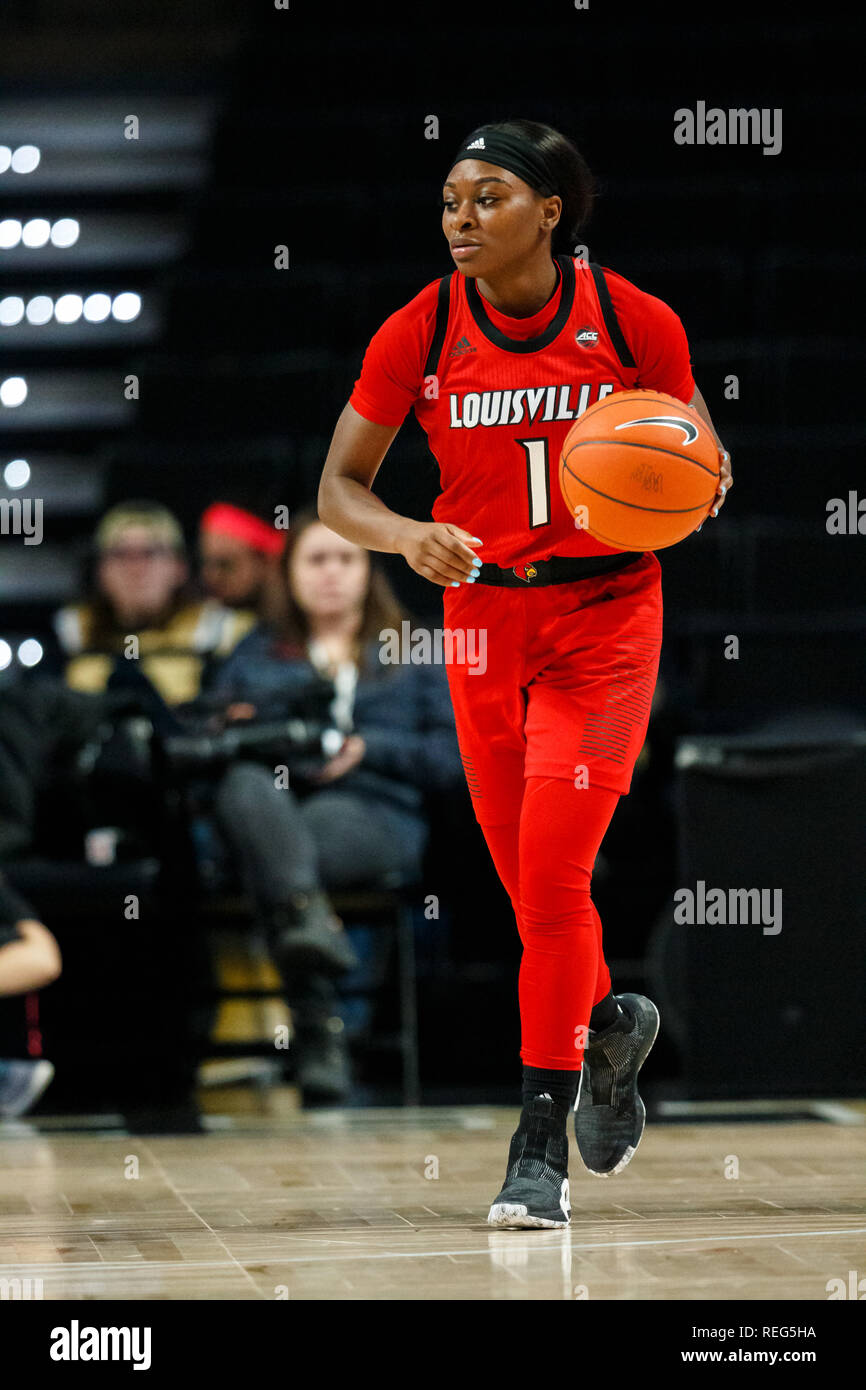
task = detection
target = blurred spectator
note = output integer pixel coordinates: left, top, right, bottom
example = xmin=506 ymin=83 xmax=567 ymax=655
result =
xmin=54 ymin=501 xmax=254 ymax=705
xmin=0 ymin=681 xmax=108 ymax=862
xmin=199 ymin=501 xmax=285 ymax=623
xmin=200 ymin=507 xmax=464 ymax=1103
xmin=0 ymin=870 xmax=60 ymax=1118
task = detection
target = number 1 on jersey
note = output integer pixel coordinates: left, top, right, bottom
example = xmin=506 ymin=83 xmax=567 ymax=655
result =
xmin=516 ymin=437 xmax=552 ymax=529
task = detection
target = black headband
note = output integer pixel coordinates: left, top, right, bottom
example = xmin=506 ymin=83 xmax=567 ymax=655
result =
xmin=448 ymin=127 xmax=558 ymax=198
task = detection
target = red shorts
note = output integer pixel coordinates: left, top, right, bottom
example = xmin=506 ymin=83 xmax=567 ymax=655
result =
xmin=442 ymin=552 xmax=663 ymax=825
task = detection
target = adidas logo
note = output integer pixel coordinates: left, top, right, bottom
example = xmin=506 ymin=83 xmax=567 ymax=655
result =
xmin=466 ymin=137 xmax=486 ymax=150
xmin=449 ymin=335 xmax=477 ymax=356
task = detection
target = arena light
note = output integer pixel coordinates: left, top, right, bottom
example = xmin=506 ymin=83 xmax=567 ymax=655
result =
xmin=21 ymin=217 xmax=51 ymax=248
xmin=0 ymin=219 xmax=22 ymax=248
xmin=49 ymin=218 xmax=79 ymax=247
xmin=0 ymin=298 xmax=25 ymax=326
xmin=111 ymin=292 xmax=141 ymax=322
xmin=0 ymin=378 xmax=27 ymax=407
xmin=10 ymin=146 xmax=41 ymax=174
xmin=83 ymin=293 xmax=111 ymax=323
xmin=0 ymin=148 xmax=10 ymax=175
xmin=0 ymin=292 xmax=145 ymax=328
xmin=54 ymin=294 xmax=83 ymax=324
xmin=3 ymin=459 xmax=30 ymax=488
xmin=0 ymin=640 xmax=12 ymax=671
xmin=25 ymin=296 xmax=53 ymax=325
xmin=17 ymin=638 xmax=43 ymax=667
xmin=0 ymin=217 xmax=81 ymax=250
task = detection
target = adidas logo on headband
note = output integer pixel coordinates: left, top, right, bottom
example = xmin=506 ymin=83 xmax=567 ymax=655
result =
xmin=453 ymin=131 xmax=556 ymax=198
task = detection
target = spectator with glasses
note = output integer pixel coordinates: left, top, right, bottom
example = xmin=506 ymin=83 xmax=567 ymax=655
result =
xmin=54 ymin=501 xmax=253 ymax=706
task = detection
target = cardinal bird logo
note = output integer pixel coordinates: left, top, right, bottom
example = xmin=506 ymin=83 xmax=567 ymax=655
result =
xmin=512 ymin=563 xmax=538 ymax=582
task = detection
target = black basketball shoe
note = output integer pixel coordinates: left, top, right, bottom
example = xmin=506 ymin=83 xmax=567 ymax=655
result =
xmin=488 ymin=1093 xmax=571 ymax=1228
xmin=573 ymin=993 xmax=660 ymax=1176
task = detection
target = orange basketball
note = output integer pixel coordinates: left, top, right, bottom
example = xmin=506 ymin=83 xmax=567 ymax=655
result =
xmin=559 ymin=390 xmax=720 ymax=551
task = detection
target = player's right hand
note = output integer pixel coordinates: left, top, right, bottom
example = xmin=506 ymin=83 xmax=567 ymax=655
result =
xmin=398 ymin=521 xmax=483 ymax=587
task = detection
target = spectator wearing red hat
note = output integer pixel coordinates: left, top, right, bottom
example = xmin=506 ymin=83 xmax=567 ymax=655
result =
xmin=199 ymin=502 xmax=286 ymax=625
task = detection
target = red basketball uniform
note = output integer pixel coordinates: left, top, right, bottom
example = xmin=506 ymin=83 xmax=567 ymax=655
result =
xmin=349 ymin=254 xmax=696 ymax=819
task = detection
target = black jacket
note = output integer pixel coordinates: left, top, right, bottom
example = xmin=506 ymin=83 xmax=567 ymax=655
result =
xmin=205 ymin=626 xmax=465 ymax=816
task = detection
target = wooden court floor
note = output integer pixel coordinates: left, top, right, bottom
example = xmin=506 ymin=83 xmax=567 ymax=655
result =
xmin=0 ymin=1096 xmax=864 ymax=1300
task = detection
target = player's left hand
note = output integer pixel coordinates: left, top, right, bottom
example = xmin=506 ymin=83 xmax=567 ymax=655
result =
xmin=696 ymin=450 xmax=733 ymax=531
xmin=312 ymin=734 xmax=366 ymax=783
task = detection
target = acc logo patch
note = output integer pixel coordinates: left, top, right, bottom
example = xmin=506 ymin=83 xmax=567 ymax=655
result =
xmin=575 ymin=326 xmax=599 ymax=348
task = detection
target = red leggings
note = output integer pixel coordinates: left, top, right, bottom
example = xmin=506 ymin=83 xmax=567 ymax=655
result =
xmin=481 ymin=776 xmax=620 ymax=1071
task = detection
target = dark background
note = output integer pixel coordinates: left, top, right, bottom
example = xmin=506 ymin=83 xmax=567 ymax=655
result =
xmin=0 ymin=0 xmax=863 ymax=1107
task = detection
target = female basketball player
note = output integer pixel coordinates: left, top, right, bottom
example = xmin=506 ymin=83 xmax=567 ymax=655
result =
xmin=319 ymin=118 xmax=732 ymax=1228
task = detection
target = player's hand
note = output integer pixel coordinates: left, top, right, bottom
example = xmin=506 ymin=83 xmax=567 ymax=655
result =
xmin=398 ymin=520 xmax=483 ymax=586
xmin=311 ymin=734 xmax=366 ymax=783
xmin=696 ymin=450 xmax=733 ymax=532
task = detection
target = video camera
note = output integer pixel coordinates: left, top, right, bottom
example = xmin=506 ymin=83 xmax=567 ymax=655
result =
xmin=157 ymin=671 xmax=346 ymax=780
xmin=158 ymin=714 xmax=346 ymax=774
xmin=98 ymin=669 xmax=347 ymax=783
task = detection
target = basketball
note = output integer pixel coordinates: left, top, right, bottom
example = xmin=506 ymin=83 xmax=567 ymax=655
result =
xmin=559 ymin=389 xmax=720 ymax=551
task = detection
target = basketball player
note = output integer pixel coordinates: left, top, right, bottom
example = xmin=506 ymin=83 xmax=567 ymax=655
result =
xmin=319 ymin=119 xmax=732 ymax=1227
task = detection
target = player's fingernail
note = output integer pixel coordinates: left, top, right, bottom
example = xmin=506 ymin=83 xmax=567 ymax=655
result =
xmin=450 ymin=580 xmax=460 ymax=587
xmin=471 ymin=537 xmax=482 ymax=543
xmin=696 ymin=524 xmax=703 ymax=532
xmin=712 ymin=507 xmax=719 ymax=516
xmin=471 ymin=565 xmax=481 ymax=575
xmin=467 ymin=575 xmax=476 ymax=583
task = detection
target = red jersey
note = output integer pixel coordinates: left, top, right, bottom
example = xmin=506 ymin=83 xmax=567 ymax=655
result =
xmin=349 ymin=255 xmax=696 ymax=567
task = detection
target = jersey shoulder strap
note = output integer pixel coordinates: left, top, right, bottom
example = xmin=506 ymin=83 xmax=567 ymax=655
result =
xmin=422 ymin=272 xmax=455 ymax=380
xmin=420 ymin=261 xmax=637 ymax=374
xmin=587 ymin=261 xmax=637 ymax=370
